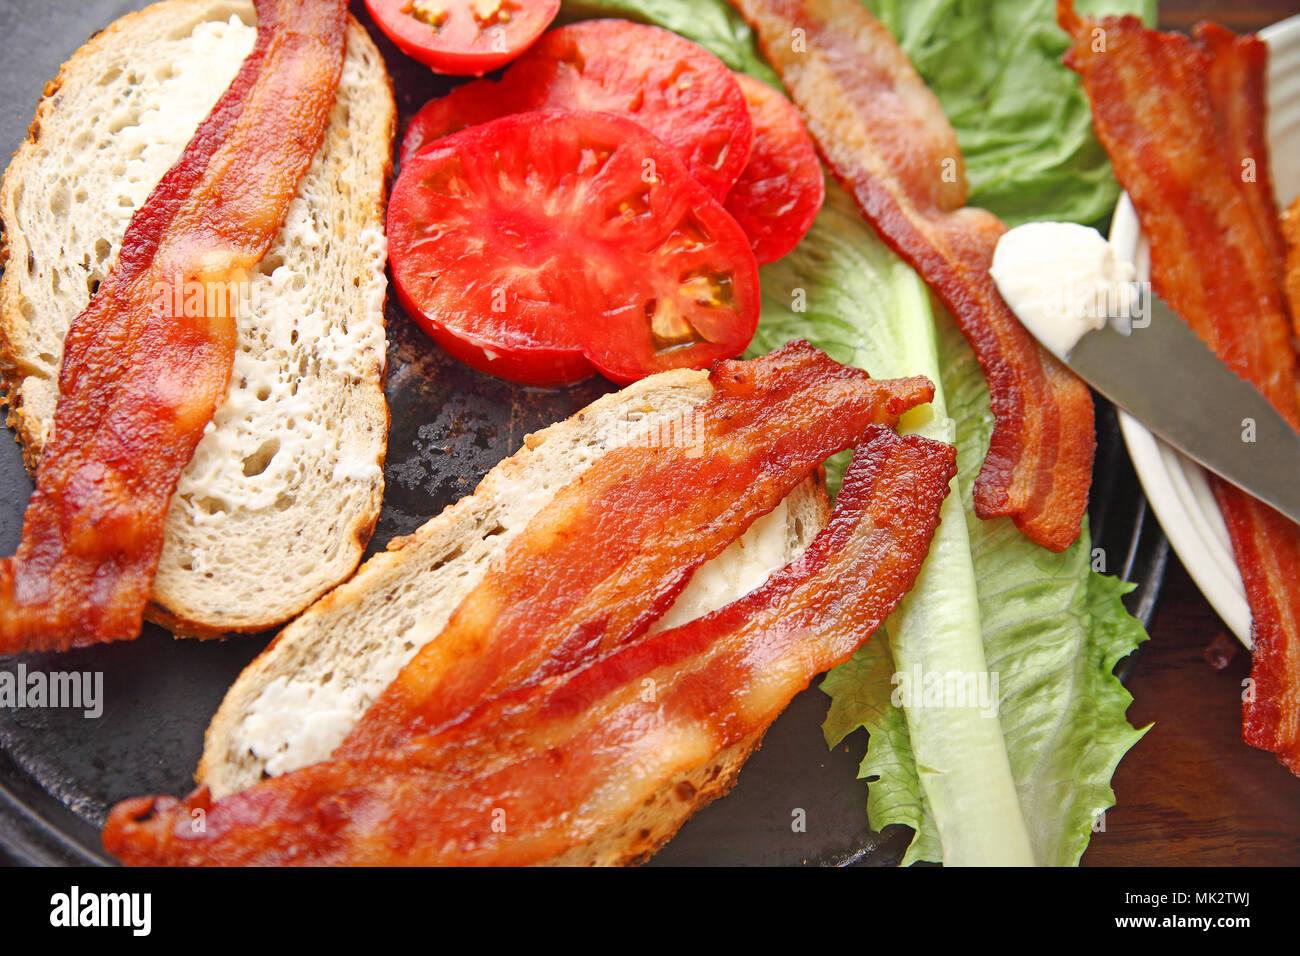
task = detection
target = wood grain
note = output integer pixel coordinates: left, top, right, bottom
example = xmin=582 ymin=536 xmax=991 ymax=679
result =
xmin=1084 ymin=565 xmax=1300 ymax=864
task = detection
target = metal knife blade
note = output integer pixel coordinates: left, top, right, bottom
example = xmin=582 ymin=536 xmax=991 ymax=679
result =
xmin=1050 ymin=293 xmax=1300 ymax=525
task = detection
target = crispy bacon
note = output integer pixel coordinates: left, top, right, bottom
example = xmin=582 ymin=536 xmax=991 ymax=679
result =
xmin=0 ymin=0 xmax=348 ymax=653
xmin=725 ymin=0 xmax=1095 ymax=553
xmin=1060 ymin=1 xmax=1300 ymax=772
xmin=341 ymin=342 xmax=933 ymax=755
xmin=1196 ymin=22 xmax=1291 ymax=297
xmin=1283 ymin=198 xmax=1300 ymax=354
xmin=103 ymin=425 xmax=957 ymax=866
xmin=1216 ymin=489 xmax=1300 ymax=770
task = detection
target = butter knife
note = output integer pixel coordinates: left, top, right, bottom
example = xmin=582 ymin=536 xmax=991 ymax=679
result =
xmin=1031 ymin=292 xmax=1300 ymax=525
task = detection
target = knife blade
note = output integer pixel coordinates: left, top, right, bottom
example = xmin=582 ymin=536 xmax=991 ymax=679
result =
xmin=1045 ymin=292 xmax=1300 ymax=526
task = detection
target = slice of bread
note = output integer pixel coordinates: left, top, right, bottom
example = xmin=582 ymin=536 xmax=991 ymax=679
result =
xmin=0 ymin=0 xmax=393 ymax=636
xmin=198 ymin=368 xmax=831 ymax=803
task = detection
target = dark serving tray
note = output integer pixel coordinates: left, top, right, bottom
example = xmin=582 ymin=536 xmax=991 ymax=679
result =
xmin=0 ymin=0 xmax=1167 ymax=866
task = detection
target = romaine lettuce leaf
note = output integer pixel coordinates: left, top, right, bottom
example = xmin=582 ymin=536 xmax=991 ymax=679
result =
xmin=824 ymin=301 xmax=1151 ymax=866
xmin=866 ymin=0 xmax=1156 ymax=227
xmin=758 ymin=187 xmax=1036 ymax=864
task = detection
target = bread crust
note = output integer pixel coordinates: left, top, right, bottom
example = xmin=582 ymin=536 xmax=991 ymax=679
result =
xmin=540 ymin=732 xmax=768 ymax=867
xmin=0 ymin=1 xmax=395 ymax=637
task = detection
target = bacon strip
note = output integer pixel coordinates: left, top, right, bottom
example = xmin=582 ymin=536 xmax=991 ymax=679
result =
xmin=1196 ymin=22 xmax=1291 ymax=297
xmin=1286 ymin=198 xmax=1300 ymax=345
xmin=1060 ymin=1 xmax=1300 ymax=772
xmin=0 ymin=0 xmax=348 ymax=653
xmin=103 ymin=425 xmax=957 ymax=866
xmin=725 ymin=0 xmax=1095 ymax=552
xmin=341 ymin=342 xmax=933 ymax=755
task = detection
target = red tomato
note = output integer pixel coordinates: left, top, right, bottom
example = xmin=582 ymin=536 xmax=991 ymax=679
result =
xmin=364 ymin=0 xmax=559 ymax=76
xmin=399 ymin=78 xmax=511 ymax=167
xmin=388 ymin=110 xmax=761 ymax=386
xmin=724 ymin=74 xmax=825 ymax=265
xmin=399 ymin=19 xmax=754 ymax=200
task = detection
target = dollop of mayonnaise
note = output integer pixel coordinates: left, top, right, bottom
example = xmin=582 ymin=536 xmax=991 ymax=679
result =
xmin=990 ymin=221 xmax=1137 ymax=358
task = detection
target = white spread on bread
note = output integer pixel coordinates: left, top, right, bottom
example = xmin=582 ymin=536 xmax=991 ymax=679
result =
xmin=237 ymin=499 xmax=804 ymax=776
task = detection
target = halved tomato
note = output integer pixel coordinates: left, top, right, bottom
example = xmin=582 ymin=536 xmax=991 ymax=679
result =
xmin=399 ymin=19 xmax=754 ymax=200
xmin=724 ymin=74 xmax=825 ymax=265
xmin=364 ymin=0 xmax=559 ymax=76
xmin=388 ymin=110 xmax=761 ymax=386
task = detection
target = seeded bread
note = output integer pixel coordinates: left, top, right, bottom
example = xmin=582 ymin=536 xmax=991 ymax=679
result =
xmin=198 ymin=367 xmax=831 ymax=806
xmin=0 ymin=0 xmax=394 ymax=636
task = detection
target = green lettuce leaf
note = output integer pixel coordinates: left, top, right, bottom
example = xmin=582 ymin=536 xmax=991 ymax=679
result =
xmin=865 ymin=0 xmax=1156 ymax=227
xmin=760 ymin=188 xmax=1036 ymax=864
xmin=823 ymin=302 xmax=1150 ymax=866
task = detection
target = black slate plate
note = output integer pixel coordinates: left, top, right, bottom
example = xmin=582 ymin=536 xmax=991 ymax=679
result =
xmin=0 ymin=0 xmax=1167 ymax=866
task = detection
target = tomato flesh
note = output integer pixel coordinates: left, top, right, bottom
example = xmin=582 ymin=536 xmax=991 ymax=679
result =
xmin=364 ymin=0 xmax=559 ymax=76
xmin=400 ymin=19 xmax=753 ymax=200
xmin=388 ymin=111 xmax=761 ymax=386
xmin=724 ymin=74 xmax=825 ymax=265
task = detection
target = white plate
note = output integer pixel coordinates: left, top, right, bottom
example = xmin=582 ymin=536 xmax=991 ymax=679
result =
xmin=1108 ymin=13 xmax=1300 ymax=648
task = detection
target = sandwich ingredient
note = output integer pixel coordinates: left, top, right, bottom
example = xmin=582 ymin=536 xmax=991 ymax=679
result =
xmin=398 ymin=19 xmax=754 ymax=200
xmin=398 ymin=77 xmax=505 ymax=166
xmin=364 ymin=0 xmax=560 ymax=75
xmin=338 ymin=341 xmax=934 ymax=754
xmin=0 ymin=0 xmax=349 ymax=652
xmin=401 ymin=67 xmax=821 ymax=266
xmin=757 ymin=187 xmax=1034 ymax=865
xmin=757 ymin=186 xmax=1148 ymax=867
xmin=387 ymin=109 xmax=761 ymax=386
xmin=990 ymin=221 xmax=1137 ymax=359
xmin=1197 ymin=21 xmax=1291 ymax=294
xmin=104 ymin=424 xmax=957 ymax=866
xmin=1287 ymin=197 xmax=1300 ymax=327
xmin=1061 ymin=1 xmax=1300 ymax=773
xmin=727 ymin=0 xmax=1096 ymax=554
xmin=723 ymin=73 xmax=824 ymax=265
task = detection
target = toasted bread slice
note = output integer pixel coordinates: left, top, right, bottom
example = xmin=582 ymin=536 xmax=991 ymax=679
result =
xmin=198 ymin=368 xmax=831 ymax=807
xmin=0 ymin=0 xmax=393 ymax=636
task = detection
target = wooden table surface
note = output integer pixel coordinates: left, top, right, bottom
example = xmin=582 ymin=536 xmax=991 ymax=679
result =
xmin=1081 ymin=0 xmax=1300 ymax=867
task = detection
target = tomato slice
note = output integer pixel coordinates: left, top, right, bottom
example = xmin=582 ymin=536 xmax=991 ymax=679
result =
xmin=364 ymin=0 xmax=559 ymax=76
xmin=399 ymin=19 xmax=754 ymax=200
xmin=399 ymin=77 xmax=514 ymax=167
xmin=724 ymin=74 xmax=825 ymax=265
xmin=388 ymin=110 xmax=761 ymax=386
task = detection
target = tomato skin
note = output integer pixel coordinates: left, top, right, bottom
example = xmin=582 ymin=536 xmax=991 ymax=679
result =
xmin=724 ymin=74 xmax=825 ymax=265
xmin=399 ymin=302 xmax=598 ymax=386
xmin=399 ymin=20 xmax=754 ymax=200
xmin=388 ymin=110 xmax=761 ymax=386
xmin=364 ymin=0 xmax=559 ymax=76
xmin=400 ymin=78 xmax=514 ymax=167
